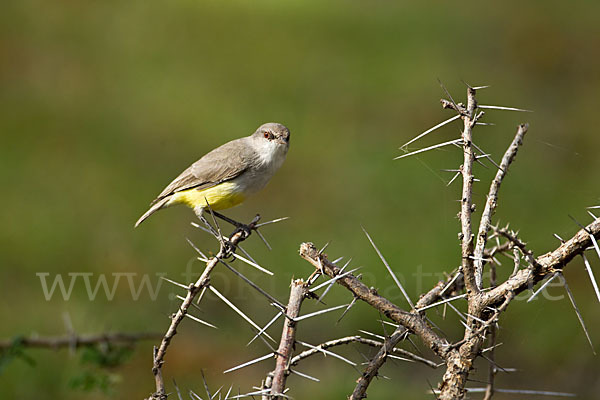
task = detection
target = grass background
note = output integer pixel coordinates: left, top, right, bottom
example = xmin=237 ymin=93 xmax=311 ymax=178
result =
xmin=1 ymin=0 xmax=599 ymax=398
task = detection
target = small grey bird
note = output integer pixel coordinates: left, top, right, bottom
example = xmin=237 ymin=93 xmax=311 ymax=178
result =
xmin=135 ymin=122 xmax=290 ymax=227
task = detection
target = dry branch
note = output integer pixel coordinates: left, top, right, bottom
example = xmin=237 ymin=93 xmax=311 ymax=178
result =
xmin=484 ymin=218 xmax=600 ymax=307
xmin=0 ymin=332 xmax=162 ymax=350
xmin=299 ymin=243 xmax=449 ymax=359
xmin=288 ymin=335 xmax=437 ymax=369
xmin=350 ymin=327 xmax=407 ymax=400
xmin=148 ymin=216 xmax=261 ymax=400
xmin=474 ymin=123 xmax=529 ymax=288
xmin=458 ymin=87 xmax=480 ymax=296
xmin=298 ymin=243 xmax=466 ymax=399
xmin=268 ymin=279 xmax=309 ymax=399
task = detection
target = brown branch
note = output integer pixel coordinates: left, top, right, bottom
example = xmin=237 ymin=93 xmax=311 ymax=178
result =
xmin=0 ymin=332 xmax=162 ymax=350
xmin=483 ymin=264 xmax=498 ymax=400
xmin=438 ymin=218 xmax=600 ymax=399
xmin=351 ymin=268 xmax=468 ymax=399
xmin=492 ymin=226 xmax=541 ymax=269
xmin=288 ymin=335 xmax=438 ymax=369
xmin=299 ymin=243 xmax=458 ymax=399
xmin=268 ymin=279 xmax=309 ymax=399
xmin=484 ymin=217 xmax=600 ymax=307
xmin=458 ymin=87 xmax=480 ymax=296
xmin=350 ymin=327 xmax=407 ymax=400
xmin=474 ymin=124 xmax=529 ymax=288
xmin=299 ymin=243 xmax=449 ymax=359
xmin=148 ymin=216 xmax=260 ymax=400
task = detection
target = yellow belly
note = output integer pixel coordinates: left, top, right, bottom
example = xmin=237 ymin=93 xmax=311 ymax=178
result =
xmin=167 ymin=182 xmax=246 ymax=211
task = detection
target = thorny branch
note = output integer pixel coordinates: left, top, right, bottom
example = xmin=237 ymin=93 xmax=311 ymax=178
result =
xmin=474 ymin=123 xmax=529 ymax=288
xmin=0 ymin=332 xmax=162 ymax=350
xmin=138 ymin=86 xmax=599 ymax=400
xmin=147 ymin=215 xmax=261 ymax=400
xmin=297 ymin=87 xmax=599 ymax=399
xmin=349 ymin=327 xmax=408 ymax=400
xmin=299 ymin=243 xmax=450 ymax=360
xmin=458 ymin=87 xmax=480 ymax=297
xmin=289 ymin=335 xmax=438 ymax=369
xmin=266 ymin=279 xmax=310 ymax=399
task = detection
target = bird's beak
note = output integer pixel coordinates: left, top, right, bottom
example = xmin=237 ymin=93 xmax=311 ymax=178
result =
xmin=275 ymin=138 xmax=287 ymax=145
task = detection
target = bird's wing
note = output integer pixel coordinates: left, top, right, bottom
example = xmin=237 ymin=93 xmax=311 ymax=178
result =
xmin=150 ymin=137 xmax=256 ymax=205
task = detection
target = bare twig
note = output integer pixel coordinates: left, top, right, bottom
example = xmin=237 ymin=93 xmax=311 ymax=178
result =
xmin=474 ymin=124 xmax=529 ymax=289
xmin=289 ymin=335 xmax=437 ymax=369
xmin=483 ymin=264 xmax=497 ymax=400
xmin=484 ymin=218 xmax=600 ymax=307
xmin=0 ymin=331 xmax=162 ymax=350
xmin=148 ymin=215 xmax=261 ymax=400
xmin=268 ymin=279 xmax=310 ymax=399
xmin=299 ymin=243 xmax=449 ymax=359
xmin=350 ymin=327 xmax=407 ymax=400
xmin=458 ymin=87 xmax=479 ymax=296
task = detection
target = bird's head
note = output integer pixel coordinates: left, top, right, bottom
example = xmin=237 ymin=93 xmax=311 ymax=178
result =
xmin=253 ymin=122 xmax=290 ymax=148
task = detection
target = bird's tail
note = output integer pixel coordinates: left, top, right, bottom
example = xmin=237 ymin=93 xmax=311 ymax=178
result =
xmin=134 ymin=197 xmax=170 ymax=228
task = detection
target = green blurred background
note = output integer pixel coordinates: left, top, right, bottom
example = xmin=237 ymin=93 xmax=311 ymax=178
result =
xmin=1 ymin=0 xmax=599 ymax=398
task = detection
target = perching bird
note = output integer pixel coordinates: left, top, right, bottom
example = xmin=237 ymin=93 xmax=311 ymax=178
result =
xmin=135 ymin=122 xmax=290 ymax=227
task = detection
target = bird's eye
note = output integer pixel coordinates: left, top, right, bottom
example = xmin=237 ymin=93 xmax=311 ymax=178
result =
xmin=263 ymin=132 xmax=269 ymax=139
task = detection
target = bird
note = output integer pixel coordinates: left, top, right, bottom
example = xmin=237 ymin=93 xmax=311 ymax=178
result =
xmin=135 ymin=122 xmax=290 ymax=228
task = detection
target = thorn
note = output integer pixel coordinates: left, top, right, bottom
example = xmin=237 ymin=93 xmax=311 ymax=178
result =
xmin=387 ymin=354 xmax=415 ymax=363
xmin=415 ymin=293 xmax=468 ymax=312
xmin=400 ymin=114 xmax=461 ymax=150
xmin=319 ymin=241 xmax=331 ymax=254
xmin=219 ymin=258 xmax=283 ymax=308
xmin=173 ymin=378 xmax=184 ymax=400
xmin=337 ymin=297 xmax=358 ymax=323
xmin=561 ymin=274 xmax=596 ymax=354
xmin=160 ymin=276 xmax=189 ymax=289
xmin=332 ymin=256 xmax=344 ymax=264
xmin=358 ymin=330 xmax=385 ymax=341
xmin=310 ymin=266 xmax=357 ymax=295
xmin=447 ymin=171 xmax=461 ymax=187
xmin=254 ymin=216 xmax=290 ymax=228
xmin=247 ymin=312 xmax=282 ymax=346
xmin=223 ymin=353 xmax=274 ymax=374
xmin=205 ymin=202 xmax=222 ymax=241
xmin=437 ymin=78 xmax=461 ymax=113
xmin=440 ymin=270 xmax=462 ymax=296
xmin=294 ymin=303 xmax=350 ymax=322
xmin=471 ymin=141 xmax=503 ymax=171
xmin=394 ymin=139 xmax=463 ymax=160
xmin=527 ymin=272 xmax=560 ymax=303
xmin=196 ymin=286 xmax=208 ymax=305
xmin=201 ymin=369 xmax=212 ymax=399
xmin=185 ymin=313 xmax=218 ymax=329
xmin=478 ymin=105 xmax=533 ymax=112
xmin=237 ymin=244 xmax=259 ymax=266
xmin=289 ymin=368 xmax=320 ymax=382
xmin=230 ymin=252 xmax=274 ymax=276
xmin=208 ymin=286 xmax=275 ymax=342
xmin=191 ymin=221 xmax=217 ymax=236
xmin=581 ymin=254 xmax=600 ymax=303
xmin=186 ymin=237 xmax=209 ymax=261
xmin=296 ymin=340 xmax=357 ymax=366
xmin=362 ymin=226 xmax=414 ymax=308
xmin=255 ymin=229 xmax=272 ymax=251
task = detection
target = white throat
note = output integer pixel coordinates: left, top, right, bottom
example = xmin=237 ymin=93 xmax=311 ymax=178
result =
xmin=253 ymin=138 xmax=288 ymax=171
